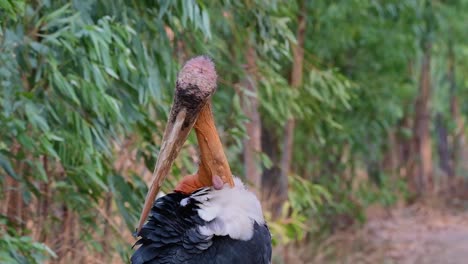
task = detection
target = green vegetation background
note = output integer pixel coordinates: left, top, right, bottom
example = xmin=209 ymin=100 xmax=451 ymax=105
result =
xmin=1 ymin=0 xmax=467 ymax=263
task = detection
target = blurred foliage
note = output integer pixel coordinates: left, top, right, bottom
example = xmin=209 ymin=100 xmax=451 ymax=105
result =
xmin=268 ymin=175 xmax=331 ymax=246
xmin=0 ymin=216 xmax=56 ymax=264
xmin=0 ymin=0 xmax=467 ymax=263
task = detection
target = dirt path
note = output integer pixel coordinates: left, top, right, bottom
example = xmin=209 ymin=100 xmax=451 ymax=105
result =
xmin=365 ymin=205 xmax=468 ymax=264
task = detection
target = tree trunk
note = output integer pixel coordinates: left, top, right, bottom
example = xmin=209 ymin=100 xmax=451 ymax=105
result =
xmin=397 ymin=112 xmax=413 ymax=179
xmin=411 ymin=41 xmax=433 ymax=196
xmin=261 ymin=126 xmax=282 ymax=217
xmin=448 ymin=42 xmax=464 ymax=186
xmin=6 ymin=176 xmax=20 ymax=228
xmin=39 ymin=156 xmax=51 ymax=243
xmin=279 ymin=8 xmax=306 ymax=264
xmin=101 ymin=193 xmax=113 ymax=261
xmin=279 ymin=6 xmax=306 ymax=205
xmin=242 ymin=43 xmax=262 ymax=190
xmin=435 ymin=113 xmax=452 ymax=178
xmin=61 ymin=205 xmax=72 ymax=264
xmin=382 ymin=129 xmax=398 ymax=177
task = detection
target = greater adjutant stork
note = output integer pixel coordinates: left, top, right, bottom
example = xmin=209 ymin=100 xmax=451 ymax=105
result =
xmin=131 ymin=56 xmax=272 ymax=264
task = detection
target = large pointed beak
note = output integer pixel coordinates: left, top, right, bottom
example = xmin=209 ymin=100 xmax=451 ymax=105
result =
xmin=174 ymin=103 xmax=235 ymax=193
xmin=136 ymin=56 xmax=218 ymax=233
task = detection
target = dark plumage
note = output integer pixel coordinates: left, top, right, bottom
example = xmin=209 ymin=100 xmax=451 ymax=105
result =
xmin=131 ymin=190 xmax=272 ymax=264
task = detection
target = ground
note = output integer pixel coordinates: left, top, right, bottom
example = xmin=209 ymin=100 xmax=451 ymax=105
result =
xmin=289 ymin=199 xmax=468 ymax=264
xmin=365 ymin=203 xmax=468 ymax=264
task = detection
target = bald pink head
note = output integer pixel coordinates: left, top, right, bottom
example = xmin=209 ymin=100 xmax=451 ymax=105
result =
xmin=177 ymin=56 xmax=217 ymax=95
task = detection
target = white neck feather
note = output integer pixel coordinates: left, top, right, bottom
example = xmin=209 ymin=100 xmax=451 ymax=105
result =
xmin=184 ymin=177 xmax=265 ymax=241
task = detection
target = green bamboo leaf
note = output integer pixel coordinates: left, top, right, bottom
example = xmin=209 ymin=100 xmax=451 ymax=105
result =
xmin=104 ymin=67 xmax=119 ymax=80
xmin=0 ymin=153 xmax=20 ymax=180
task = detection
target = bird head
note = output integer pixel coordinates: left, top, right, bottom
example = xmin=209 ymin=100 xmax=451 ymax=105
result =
xmin=136 ymin=56 xmax=234 ymax=233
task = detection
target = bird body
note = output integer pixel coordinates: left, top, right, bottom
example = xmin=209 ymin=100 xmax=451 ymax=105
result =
xmin=132 ymin=56 xmax=271 ymax=263
xmin=132 ymin=178 xmax=271 ymax=264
